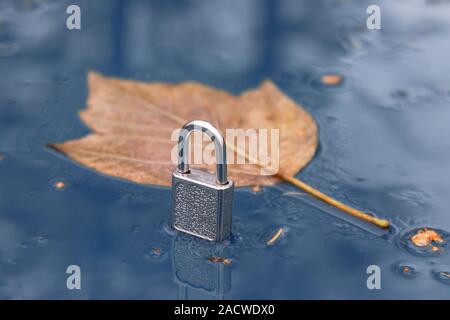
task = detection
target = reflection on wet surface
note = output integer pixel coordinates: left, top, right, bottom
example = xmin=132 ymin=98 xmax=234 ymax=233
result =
xmin=173 ymin=234 xmax=231 ymax=299
xmin=1 ymin=0 xmax=450 ymax=299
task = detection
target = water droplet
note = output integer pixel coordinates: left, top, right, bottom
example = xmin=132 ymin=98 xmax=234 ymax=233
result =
xmin=397 ymin=227 xmax=449 ymax=257
xmin=55 ymin=181 xmax=65 ymax=189
xmin=432 ymin=267 xmax=450 ymax=285
xmin=151 ymin=247 xmax=162 ymax=256
xmin=143 ymin=244 xmax=169 ymax=262
xmin=309 ymin=73 xmax=347 ymax=92
xmin=395 ymin=262 xmax=419 ymax=278
xmin=320 ymin=74 xmax=343 ymax=86
xmin=32 ymin=233 xmax=49 ymax=244
xmin=130 ymin=225 xmax=141 ymax=234
xmin=162 ymin=221 xmax=177 ymax=236
xmin=49 ymin=177 xmax=71 ymax=191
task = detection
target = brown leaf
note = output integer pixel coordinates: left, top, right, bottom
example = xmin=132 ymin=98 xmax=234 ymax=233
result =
xmin=49 ymin=72 xmax=317 ymax=187
xmin=410 ymin=228 xmax=444 ymax=247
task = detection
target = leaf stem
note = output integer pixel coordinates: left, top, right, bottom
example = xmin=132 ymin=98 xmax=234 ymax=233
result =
xmin=228 ymin=143 xmax=390 ymax=229
xmin=278 ymin=173 xmax=390 ymax=229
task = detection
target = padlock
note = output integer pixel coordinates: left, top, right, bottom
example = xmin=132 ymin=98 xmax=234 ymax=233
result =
xmin=171 ymin=120 xmax=234 ymax=242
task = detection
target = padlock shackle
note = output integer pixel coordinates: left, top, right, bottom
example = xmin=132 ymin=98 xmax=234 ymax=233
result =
xmin=177 ymin=120 xmax=228 ymax=185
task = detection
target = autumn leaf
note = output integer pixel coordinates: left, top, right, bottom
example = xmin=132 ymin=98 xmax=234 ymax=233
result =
xmin=49 ymin=72 xmax=390 ymax=229
xmin=50 ymin=72 xmax=317 ymax=187
xmin=411 ymin=228 xmax=444 ymax=247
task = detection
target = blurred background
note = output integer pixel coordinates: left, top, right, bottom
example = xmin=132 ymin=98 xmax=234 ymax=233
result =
xmin=1 ymin=0 xmax=450 ymax=299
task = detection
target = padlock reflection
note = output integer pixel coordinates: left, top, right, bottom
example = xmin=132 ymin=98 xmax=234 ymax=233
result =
xmin=172 ymin=233 xmax=231 ymax=299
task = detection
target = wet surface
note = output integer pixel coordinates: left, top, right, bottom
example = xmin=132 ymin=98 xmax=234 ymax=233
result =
xmin=1 ymin=0 xmax=450 ymax=299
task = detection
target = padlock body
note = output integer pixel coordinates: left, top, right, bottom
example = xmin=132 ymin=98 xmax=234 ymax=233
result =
xmin=171 ymin=168 xmax=234 ymax=242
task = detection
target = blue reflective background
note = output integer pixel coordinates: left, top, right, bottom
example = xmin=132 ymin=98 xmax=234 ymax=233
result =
xmin=1 ymin=0 xmax=450 ymax=299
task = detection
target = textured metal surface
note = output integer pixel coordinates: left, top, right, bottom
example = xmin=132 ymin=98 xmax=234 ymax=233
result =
xmin=172 ymin=168 xmax=234 ymax=241
xmin=173 ymin=181 xmax=219 ymax=241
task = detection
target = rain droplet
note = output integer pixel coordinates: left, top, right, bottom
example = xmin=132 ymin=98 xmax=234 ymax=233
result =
xmin=151 ymin=247 xmax=162 ymax=256
xmin=130 ymin=225 xmax=141 ymax=234
xmin=432 ymin=267 xmax=450 ymax=285
xmin=309 ymin=73 xmax=346 ymax=92
xmin=55 ymin=181 xmax=65 ymax=189
xmin=395 ymin=262 xmax=419 ymax=278
xmin=320 ymin=74 xmax=343 ymax=86
xmin=162 ymin=221 xmax=177 ymax=236
xmin=49 ymin=177 xmax=72 ymax=191
xmin=32 ymin=233 xmax=49 ymax=244
xmin=143 ymin=244 xmax=168 ymax=262
xmin=149 ymin=247 xmax=163 ymax=257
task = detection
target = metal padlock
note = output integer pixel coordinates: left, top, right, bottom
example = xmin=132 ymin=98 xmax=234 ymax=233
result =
xmin=171 ymin=120 xmax=234 ymax=242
